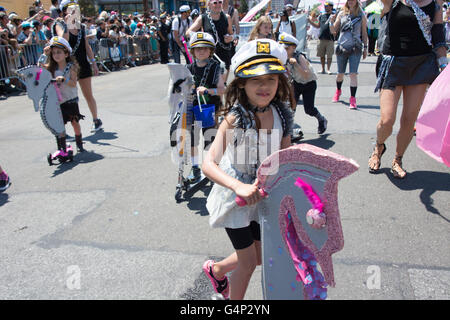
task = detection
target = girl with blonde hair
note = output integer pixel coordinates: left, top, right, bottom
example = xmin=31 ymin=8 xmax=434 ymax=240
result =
xmin=248 ymin=16 xmax=274 ymax=41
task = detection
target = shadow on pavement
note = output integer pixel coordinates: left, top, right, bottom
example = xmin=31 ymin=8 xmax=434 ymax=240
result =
xmin=185 ymin=184 xmax=212 ymax=217
xmin=84 ymin=130 xmax=139 ymax=153
xmin=84 ymin=130 xmax=119 ymax=145
xmin=51 ymin=151 xmax=104 ymax=178
xmin=385 ymin=169 xmax=450 ymax=223
xmin=295 ymin=133 xmax=335 ymax=150
xmin=337 ymin=100 xmax=380 ymax=110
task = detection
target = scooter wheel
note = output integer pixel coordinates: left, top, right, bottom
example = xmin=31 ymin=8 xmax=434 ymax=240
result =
xmin=47 ymin=154 xmax=53 ymax=166
xmin=175 ymin=188 xmax=183 ymax=203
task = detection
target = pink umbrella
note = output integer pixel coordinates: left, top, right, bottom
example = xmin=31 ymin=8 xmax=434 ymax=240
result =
xmin=241 ymin=0 xmax=271 ymax=22
xmin=415 ymin=66 xmax=450 ymax=167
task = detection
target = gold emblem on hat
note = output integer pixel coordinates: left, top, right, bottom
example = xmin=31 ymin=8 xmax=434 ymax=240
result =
xmin=269 ymin=65 xmax=285 ymax=71
xmin=198 ymin=33 xmax=203 ymax=39
xmin=256 ymin=41 xmax=270 ymax=54
xmin=242 ymin=66 xmax=265 ymax=75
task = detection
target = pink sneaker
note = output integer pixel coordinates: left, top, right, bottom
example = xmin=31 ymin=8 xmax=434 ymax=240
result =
xmin=349 ymin=96 xmax=357 ymax=109
xmin=332 ymin=89 xmax=341 ymax=102
xmin=202 ymin=260 xmax=229 ymax=299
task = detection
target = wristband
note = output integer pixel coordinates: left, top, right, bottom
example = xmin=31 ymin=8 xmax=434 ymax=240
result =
xmin=437 ymin=56 xmax=448 ymax=68
xmin=38 ymin=54 xmax=48 ymax=64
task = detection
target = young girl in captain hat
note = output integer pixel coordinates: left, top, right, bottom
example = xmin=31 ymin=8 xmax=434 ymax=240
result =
xmin=201 ymin=39 xmax=294 ymax=300
xmin=44 ymin=36 xmax=85 ymax=154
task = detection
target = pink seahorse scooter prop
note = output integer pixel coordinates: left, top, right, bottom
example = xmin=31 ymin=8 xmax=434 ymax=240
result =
xmin=238 ymin=144 xmax=359 ymax=299
xmin=16 ymin=66 xmax=73 ymax=165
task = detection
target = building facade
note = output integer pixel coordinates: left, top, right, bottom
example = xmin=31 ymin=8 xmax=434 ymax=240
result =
xmin=0 ymin=0 xmax=52 ymax=20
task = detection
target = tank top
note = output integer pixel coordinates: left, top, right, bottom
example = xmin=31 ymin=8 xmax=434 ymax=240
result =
xmin=383 ymin=1 xmax=435 ymax=56
xmin=279 ymin=20 xmax=293 ymax=35
xmin=202 ymin=11 xmax=229 ymax=45
xmin=55 ymin=68 xmax=78 ymax=103
xmin=68 ymin=25 xmax=89 ymax=66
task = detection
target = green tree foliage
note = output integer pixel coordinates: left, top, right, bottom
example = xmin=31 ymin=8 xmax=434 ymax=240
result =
xmin=78 ymin=0 xmax=96 ymax=17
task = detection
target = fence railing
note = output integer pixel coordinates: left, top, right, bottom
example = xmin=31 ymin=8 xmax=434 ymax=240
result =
xmin=0 ymin=36 xmax=160 ymax=85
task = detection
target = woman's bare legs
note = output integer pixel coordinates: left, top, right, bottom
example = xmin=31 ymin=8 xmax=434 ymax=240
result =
xmin=369 ymin=87 xmax=402 ymax=171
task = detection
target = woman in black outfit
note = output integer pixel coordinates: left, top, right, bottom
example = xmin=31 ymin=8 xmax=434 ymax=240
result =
xmin=187 ymin=0 xmax=234 ymax=83
xmin=54 ymin=1 xmax=103 ymax=132
xmin=368 ymin=0 xmax=448 ymax=179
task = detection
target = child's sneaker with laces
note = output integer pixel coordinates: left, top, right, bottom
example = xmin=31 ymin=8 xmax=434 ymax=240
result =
xmin=202 ymin=260 xmax=229 ymax=299
xmin=349 ymin=96 xmax=357 ymax=109
xmin=91 ymin=118 xmax=103 ymax=132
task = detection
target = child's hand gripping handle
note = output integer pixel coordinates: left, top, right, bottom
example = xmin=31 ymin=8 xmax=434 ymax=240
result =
xmin=235 ymin=189 xmax=268 ymax=207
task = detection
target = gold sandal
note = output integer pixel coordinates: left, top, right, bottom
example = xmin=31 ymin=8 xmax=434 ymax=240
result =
xmin=391 ymin=156 xmax=406 ymax=179
xmin=368 ymin=142 xmax=386 ymax=173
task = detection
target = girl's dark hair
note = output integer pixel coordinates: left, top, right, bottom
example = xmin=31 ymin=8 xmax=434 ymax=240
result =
xmin=220 ymin=73 xmax=295 ymax=128
xmin=46 ymin=47 xmax=79 ymax=77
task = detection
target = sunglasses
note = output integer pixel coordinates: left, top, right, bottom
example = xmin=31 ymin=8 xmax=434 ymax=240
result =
xmin=210 ymin=1 xmax=223 ymax=4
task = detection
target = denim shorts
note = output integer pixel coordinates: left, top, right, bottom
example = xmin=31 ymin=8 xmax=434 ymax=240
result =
xmin=337 ymin=52 xmax=362 ymax=74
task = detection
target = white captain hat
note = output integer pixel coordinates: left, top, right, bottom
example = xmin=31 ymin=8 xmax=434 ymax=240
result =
xmin=49 ymin=36 xmax=72 ymax=54
xmin=231 ymin=39 xmax=287 ymax=78
xmin=189 ymin=32 xmax=216 ymax=49
xmin=278 ymin=32 xmax=299 ymax=47
xmin=60 ymin=0 xmax=78 ymax=11
xmin=180 ymin=5 xmax=190 ymax=12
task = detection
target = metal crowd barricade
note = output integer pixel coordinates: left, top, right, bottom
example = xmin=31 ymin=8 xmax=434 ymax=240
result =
xmin=89 ymin=36 xmax=159 ymax=71
xmin=1 ymin=37 xmax=162 ymax=85
xmin=0 ymin=44 xmax=21 ymax=84
xmin=20 ymin=43 xmax=45 ymax=67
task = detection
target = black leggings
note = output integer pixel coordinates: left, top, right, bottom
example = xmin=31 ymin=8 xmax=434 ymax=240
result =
xmin=293 ymin=80 xmax=319 ymax=117
xmin=225 ymin=221 xmax=261 ymax=250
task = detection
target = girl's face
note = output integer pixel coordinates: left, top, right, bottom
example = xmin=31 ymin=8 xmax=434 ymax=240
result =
xmin=259 ymin=23 xmax=272 ymax=37
xmin=51 ymin=47 xmax=68 ymax=63
xmin=193 ymin=47 xmax=211 ymax=60
xmin=346 ymin=0 xmax=357 ymax=9
xmin=243 ymin=74 xmax=279 ymax=108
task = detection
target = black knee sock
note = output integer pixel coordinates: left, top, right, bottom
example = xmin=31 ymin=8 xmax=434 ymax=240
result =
xmin=56 ymin=136 xmax=61 ymax=150
xmin=58 ymin=136 xmax=66 ymax=152
xmin=350 ymin=86 xmax=357 ymax=97
xmin=336 ymin=81 xmax=343 ymax=90
xmin=75 ymin=134 xmax=83 ymax=150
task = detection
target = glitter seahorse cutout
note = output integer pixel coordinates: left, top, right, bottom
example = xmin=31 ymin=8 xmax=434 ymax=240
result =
xmin=257 ymin=144 xmax=359 ymax=299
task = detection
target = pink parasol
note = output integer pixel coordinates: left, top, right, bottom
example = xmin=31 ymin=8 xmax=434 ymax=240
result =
xmin=415 ymin=66 xmax=450 ymax=167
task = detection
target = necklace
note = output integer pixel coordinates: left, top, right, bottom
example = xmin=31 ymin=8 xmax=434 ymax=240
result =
xmin=252 ymin=105 xmax=271 ymax=113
